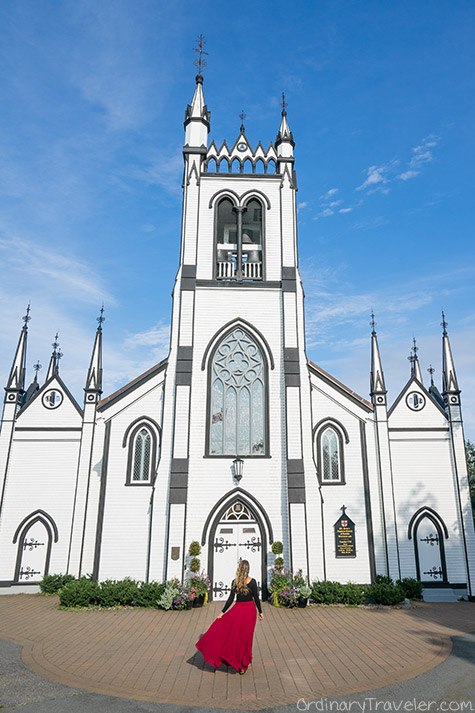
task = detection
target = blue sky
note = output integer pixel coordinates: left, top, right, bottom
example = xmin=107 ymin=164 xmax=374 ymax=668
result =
xmin=1 ymin=1 xmax=474 ymax=438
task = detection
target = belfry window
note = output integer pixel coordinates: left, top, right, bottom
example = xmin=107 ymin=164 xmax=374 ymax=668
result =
xmin=209 ymin=328 xmax=266 ymax=456
xmin=216 ymin=198 xmax=263 ymax=281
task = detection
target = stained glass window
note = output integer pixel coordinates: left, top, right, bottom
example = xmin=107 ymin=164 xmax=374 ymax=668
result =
xmin=133 ymin=428 xmax=152 ymax=481
xmin=209 ymin=329 xmax=265 ymax=455
xmin=321 ymin=428 xmax=341 ymax=481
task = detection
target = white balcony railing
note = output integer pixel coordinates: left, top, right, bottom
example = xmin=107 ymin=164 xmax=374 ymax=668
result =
xmin=216 ymin=260 xmax=262 ymax=280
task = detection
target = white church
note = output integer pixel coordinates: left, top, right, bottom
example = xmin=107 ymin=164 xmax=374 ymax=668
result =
xmin=1 ymin=69 xmax=474 ymax=602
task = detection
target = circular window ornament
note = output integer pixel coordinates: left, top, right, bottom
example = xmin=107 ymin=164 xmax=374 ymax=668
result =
xmin=406 ymin=391 xmax=426 ymax=411
xmin=237 ymin=142 xmax=247 ymax=152
xmin=42 ymin=389 xmax=63 ymax=410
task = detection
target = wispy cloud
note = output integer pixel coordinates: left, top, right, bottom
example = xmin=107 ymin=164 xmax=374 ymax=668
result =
xmin=356 ymin=161 xmax=398 ymax=193
xmin=133 ymin=152 xmax=183 ymax=195
xmin=123 ymin=322 xmax=170 ymax=358
xmin=397 ymin=135 xmax=440 ymax=181
xmin=320 ymin=188 xmax=339 ymax=201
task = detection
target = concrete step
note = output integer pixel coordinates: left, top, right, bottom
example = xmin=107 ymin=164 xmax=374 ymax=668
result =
xmin=422 ymin=587 xmax=466 ymax=602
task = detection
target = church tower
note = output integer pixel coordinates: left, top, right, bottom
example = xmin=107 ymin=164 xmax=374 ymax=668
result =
xmin=149 ymin=44 xmax=320 ymax=596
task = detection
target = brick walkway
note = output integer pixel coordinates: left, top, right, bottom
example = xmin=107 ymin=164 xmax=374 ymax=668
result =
xmin=0 ymin=595 xmax=474 ymax=709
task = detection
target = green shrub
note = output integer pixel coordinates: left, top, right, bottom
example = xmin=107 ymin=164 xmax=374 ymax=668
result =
xmin=189 ymin=557 xmax=201 ymax=573
xmin=397 ymin=577 xmax=423 ymax=600
xmin=97 ymin=578 xmax=139 ymax=607
xmin=274 ymin=556 xmax=284 ymax=567
xmin=311 ymin=580 xmax=345 ymax=604
xmin=59 ymin=578 xmax=100 ymax=608
xmin=134 ymin=581 xmax=166 ymax=607
xmin=375 ymin=574 xmax=393 ymax=585
xmin=271 ymin=541 xmax=283 ymax=555
xmin=40 ymin=573 xmax=76 ymax=594
xmin=292 ymin=569 xmax=306 ymax=588
xmin=366 ymin=581 xmax=405 ymax=605
xmin=188 ymin=541 xmax=201 ymax=557
xmin=339 ymin=582 xmax=367 ymax=606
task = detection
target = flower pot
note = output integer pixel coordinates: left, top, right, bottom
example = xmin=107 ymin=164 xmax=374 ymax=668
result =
xmin=185 ymin=600 xmax=193 ymax=609
xmin=297 ymin=596 xmax=308 ymax=608
xmin=272 ymin=592 xmax=280 ymax=607
xmin=193 ymin=594 xmax=205 ymax=608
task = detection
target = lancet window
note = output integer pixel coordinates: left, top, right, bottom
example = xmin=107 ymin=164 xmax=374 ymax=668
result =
xmin=315 ymin=424 xmax=346 ymax=484
xmin=209 ymin=328 xmax=266 ymax=456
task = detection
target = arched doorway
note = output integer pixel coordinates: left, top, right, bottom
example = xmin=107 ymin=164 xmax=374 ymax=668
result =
xmin=205 ymin=495 xmax=269 ymax=601
xmin=13 ymin=511 xmax=58 ymax=583
xmin=411 ymin=511 xmax=448 ymax=583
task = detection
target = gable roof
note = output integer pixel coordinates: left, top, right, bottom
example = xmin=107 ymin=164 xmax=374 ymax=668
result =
xmin=387 ymin=375 xmax=448 ymax=420
xmin=307 ymin=359 xmax=373 ymax=412
xmin=16 ymin=373 xmax=83 ymax=419
xmin=98 ymin=358 xmax=168 ymax=412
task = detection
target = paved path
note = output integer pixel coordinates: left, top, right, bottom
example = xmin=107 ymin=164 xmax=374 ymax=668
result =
xmin=0 ymin=595 xmax=474 ymax=710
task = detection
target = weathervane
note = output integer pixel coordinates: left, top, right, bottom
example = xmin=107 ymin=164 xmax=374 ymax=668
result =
xmin=22 ymin=303 xmax=31 ymax=325
xmin=52 ymin=333 xmax=60 ymax=353
xmin=280 ymin=91 xmax=288 ymax=115
xmin=412 ymin=336 xmax=419 ymax=358
xmin=97 ymin=305 xmax=105 ymax=328
xmin=193 ymin=34 xmax=208 ymax=76
xmin=427 ymin=364 xmax=435 ymax=386
xmin=370 ymin=311 xmax=376 ymax=335
xmin=239 ymin=110 xmax=246 ymax=132
xmin=441 ymin=310 xmax=448 ymax=335
xmin=33 ymin=361 xmax=42 ymax=377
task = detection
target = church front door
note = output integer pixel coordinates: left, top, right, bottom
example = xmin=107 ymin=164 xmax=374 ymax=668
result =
xmin=211 ymin=500 xmax=262 ymax=601
xmin=415 ymin=516 xmax=446 ymax=583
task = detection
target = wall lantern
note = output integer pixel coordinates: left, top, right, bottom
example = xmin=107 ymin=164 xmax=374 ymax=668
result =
xmin=233 ymin=456 xmax=244 ymax=482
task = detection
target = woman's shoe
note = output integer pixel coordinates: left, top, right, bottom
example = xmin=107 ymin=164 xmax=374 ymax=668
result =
xmin=239 ymin=668 xmax=246 ymax=675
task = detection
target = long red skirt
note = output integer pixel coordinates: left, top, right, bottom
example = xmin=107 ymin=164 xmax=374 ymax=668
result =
xmin=195 ymin=601 xmax=257 ymax=671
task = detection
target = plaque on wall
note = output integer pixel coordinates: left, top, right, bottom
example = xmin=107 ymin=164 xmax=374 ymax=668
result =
xmin=334 ymin=506 xmax=356 ymax=558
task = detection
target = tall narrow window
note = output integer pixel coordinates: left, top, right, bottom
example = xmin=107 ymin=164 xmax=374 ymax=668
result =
xmin=133 ymin=427 xmax=152 ymax=481
xmin=209 ymin=328 xmax=265 ymax=455
xmin=320 ymin=427 xmax=343 ymax=482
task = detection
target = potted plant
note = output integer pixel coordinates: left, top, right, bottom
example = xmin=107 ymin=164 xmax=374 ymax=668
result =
xmin=187 ymin=572 xmax=210 ymax=607
xmin=269 ymin=566 xmax=292 ymax=607
xmin=298 ymin=584 xmax=311 ymax=607
xmin=278 ymin=585 xmax=300 ymax=608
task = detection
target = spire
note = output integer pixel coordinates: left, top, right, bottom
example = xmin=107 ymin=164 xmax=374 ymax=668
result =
xmin=275 ymin=92 xmax=295 ymax=149
xmin=6 ymin=305 xmax=30 ymax=396
xmin=370 ymin=312 xmax=387 ymax=404
xmin=441 ymin=311 xmax=460 ymax=397
xmin=184 ymin=35 xmax=210 ymax=141
xmin=427 ymin=364 xmax=444 ymax=407
xmin=408 ymin=337 xmax=423 ymax=383
xmin=85 ymin=307 xmax=104 ymax=398
xmin=46 ymin=333 xmax=62 ymax=381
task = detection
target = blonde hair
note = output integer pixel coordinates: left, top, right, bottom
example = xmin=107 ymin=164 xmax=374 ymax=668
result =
xmin=234 ymin=559 xmax=250 ymax=594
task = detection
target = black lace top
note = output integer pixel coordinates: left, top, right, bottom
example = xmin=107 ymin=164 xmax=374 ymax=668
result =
xmin=221 ymin=578 xmax=262 ymax=614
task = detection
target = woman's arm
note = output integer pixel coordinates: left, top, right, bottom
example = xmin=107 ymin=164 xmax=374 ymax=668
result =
xmin=220 ymin=582 xmax=236 ymax=614
xmin=250 ymin=579 xmax=262 ymax=614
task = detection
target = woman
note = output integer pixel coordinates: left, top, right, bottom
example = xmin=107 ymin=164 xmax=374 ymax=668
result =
xmin=195 ymin=559 xmax=264 ymax=674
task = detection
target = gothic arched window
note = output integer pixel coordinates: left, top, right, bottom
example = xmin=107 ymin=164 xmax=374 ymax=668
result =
xmin=315 ymin=423 xmax=346 ymax=485
xmin=209 ymin=328 xmax=266 ymax=456
xmin=215 ymin=196 xmax=264 ymax=281
xmin=123 ymin=418 xmax=161 ymax=485
xmin=133 ymin=428 xmax=152 ymax=481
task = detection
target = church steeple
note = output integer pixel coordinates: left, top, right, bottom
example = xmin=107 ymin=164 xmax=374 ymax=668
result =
xmin=184 ymin=35 xmax=210 ymax=149
xmin=5 ymin=306 xmax=30 ymax=403
xmin=370 ymin=313 xmax=387 ymax=405
xmin=275 ymin=92 xmax=295 ymax=149
xmin=408 ymin=337 xmax=423 ymax=383
xmin=441 ymin=312 xmax=460 ymax=400
xmin=85 ymin=308 xmax=104 ymax=400
xmin=46 ymin=333 xmax=62 ymax=381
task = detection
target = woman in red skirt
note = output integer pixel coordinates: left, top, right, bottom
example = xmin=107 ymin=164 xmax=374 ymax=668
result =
xmin=195 ymin=559 xmax=264 ymax=674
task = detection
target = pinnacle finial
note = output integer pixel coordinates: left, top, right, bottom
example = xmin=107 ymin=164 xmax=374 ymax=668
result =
xmin=22 ymin=303 xmax=31 ymax=326
xmin=97 ymin=304 xmax=105 ymax=329
xmin=239 ymin=110 xmax=246 ymax=133
xmin=441 ymin=310 xmax=448 ymax=336
xmin=280 ymin=91 xmax=288 ymax=116
xmin=370 ymin=311 xmax=376 ymax=335
xmin=193 ymin=34 xmax=208 ymax=78
xmin=52 ymin=333 xmax=60 ymax=352
xmin=428 ymin=364 xmax=435 ymax=386
xmin=412 ymin=336 xmax=419 ymax=358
